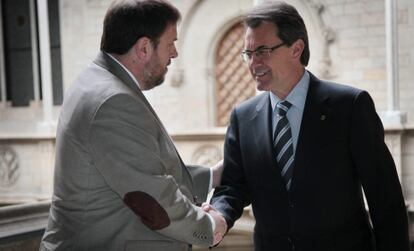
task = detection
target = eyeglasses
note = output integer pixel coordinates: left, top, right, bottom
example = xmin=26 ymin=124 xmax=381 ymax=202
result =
xmin=241 ymin=42 xmax=286 ymax=62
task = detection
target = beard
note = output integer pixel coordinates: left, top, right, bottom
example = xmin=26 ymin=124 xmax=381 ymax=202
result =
xmin=142 ymin=53 xmax=168 ymax=90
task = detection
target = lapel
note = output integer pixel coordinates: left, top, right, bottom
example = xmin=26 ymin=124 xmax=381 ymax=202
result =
xmin=93 ymin=52 xmax=195 ymax=192
xmin=290 ymin=72 xmax=332 ymax=192
xmin=250 ymin=93 xmax=286 ymax=192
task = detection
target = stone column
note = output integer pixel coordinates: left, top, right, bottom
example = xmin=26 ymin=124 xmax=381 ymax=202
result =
xmin=0 ymin=0 xmax=6 ymax=105
xmin=381 ymin=0 xmax=406 ymax=182
xmin=29 ymin=0 xmax=41 ymax=103
xmin=381 ymin=0 xmax=406 ymax=127
xmin=36 ymin=0 xmax=54 ymax=125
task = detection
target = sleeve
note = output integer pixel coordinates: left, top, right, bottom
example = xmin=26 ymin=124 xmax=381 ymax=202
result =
xmin=89 ymin=94 xmax=214 ymax=247
xmin=349 ymin=91 xmax=410 ymax=251
xmin=186 ymin=165 xmax=211 ymax=203
xmin=210 ymin=109 xmax=251 ymax=229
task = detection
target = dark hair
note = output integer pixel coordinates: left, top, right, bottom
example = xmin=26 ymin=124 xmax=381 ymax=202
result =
xmin=100 ymin=0 xmax=181 ymax=54
xmin=243 ymin=1 xmax=310 ymax=66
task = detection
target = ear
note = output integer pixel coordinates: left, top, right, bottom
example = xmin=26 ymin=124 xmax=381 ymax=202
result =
xmin=290 ymin=39 xmax=305 ymax=60
xmin=133 ymin=37 xmax=154 ymax=62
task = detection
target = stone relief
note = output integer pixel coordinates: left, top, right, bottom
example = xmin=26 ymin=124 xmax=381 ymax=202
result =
xmin=170 ymin=68 xmax=185 ymax=87
xmin=191 ymin=145 xmax=222 ymax=166
xmin=385 ymin=133 xmax=402 ymax=178
xmin=308 ymin=0 xmax=336 ymax=79
xmin=0 ymin=146 xmax=19 ymax=188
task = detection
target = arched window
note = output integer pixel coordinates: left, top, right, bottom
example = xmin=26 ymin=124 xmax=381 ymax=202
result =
xmin=215 ymin=23 xmax=255 ymax=127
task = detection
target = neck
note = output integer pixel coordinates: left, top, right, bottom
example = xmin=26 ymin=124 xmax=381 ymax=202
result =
xmin=272 ymin=67 xmax=305 ymax=100
xmin=110 ymin=52 xmax=145 ymax=86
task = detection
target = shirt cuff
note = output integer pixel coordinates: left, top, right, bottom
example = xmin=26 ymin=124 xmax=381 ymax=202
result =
xmin=208 ymin=168 xmax=213 ymax=193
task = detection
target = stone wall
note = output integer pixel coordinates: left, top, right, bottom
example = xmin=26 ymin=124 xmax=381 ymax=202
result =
xmin=320 ymin=0 xmax=414 ymax=115
xmin=1 ymin=128 xmax=413 ymax=205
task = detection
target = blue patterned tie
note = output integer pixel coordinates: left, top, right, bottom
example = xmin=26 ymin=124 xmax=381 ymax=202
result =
xmin=273 ymin=100 xmax=294 ymax=190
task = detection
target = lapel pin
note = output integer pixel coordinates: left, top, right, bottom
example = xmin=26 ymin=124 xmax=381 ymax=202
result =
xmin=320 ymin=114 xmax=326 ymax=121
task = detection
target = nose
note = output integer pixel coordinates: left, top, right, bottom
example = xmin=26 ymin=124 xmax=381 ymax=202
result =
xmin=249 ymin=55 xmax=266 ymax=73
xmin=171 ymin=46 xmax=178 ymax=59
xmin=249 ymin=54 xmax=263 ymax=69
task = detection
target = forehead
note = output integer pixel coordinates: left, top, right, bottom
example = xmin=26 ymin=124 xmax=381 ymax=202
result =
xmin=244 ymin=21 xmax=280 ymax=48
xmin=160 ymin=23 xmax=177 ymax=41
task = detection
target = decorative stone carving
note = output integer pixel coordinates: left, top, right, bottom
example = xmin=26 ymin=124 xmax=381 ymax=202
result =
xmin=170 ymin=68 xmax=185 ymax=87
xmin=308 ymin=0 xmax=336 ymax=79
xmin=0 ymin=146 xmax=19 ymax=188
xmin=385 ymin=133 xmax=402 ymax=180
xmin=191 ymin=145 xmax=222 ymax=167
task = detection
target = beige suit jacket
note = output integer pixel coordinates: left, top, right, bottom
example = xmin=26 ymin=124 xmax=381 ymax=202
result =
xmin=40 ymin=52 xmax=214 ymax=251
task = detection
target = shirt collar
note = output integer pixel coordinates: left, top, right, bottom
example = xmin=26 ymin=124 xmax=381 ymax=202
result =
xmin=104 ymin=52 xmax=142 ymax=90
xmin=270 ymin=70 xmax=309 ymax=112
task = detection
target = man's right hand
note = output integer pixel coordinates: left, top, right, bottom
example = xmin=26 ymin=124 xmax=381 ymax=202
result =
xmin=202 ymin=203 xmax=227 ymax=246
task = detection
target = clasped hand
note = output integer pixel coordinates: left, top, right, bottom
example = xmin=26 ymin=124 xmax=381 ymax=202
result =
xmin=202 ymin=203 xmax=227 ymax=246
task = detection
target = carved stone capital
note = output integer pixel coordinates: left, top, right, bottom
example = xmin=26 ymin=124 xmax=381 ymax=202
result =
xmin=191 ymin=145 xmax=222 ymax=166
xmin=170 ymin=68 xmax=185 ymax=87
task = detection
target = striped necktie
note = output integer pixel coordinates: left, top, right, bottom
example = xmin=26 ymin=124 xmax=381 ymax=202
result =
xmin=273 ymin=100 xmax=294 ymax=190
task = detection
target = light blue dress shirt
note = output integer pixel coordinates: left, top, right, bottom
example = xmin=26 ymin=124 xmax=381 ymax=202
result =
xmin=270 ymin=71 xmax=310 ymax=153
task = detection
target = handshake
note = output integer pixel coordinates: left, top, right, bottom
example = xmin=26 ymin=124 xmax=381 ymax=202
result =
xmin=202 ymin=203 xmax=227 ymax=246
xmin=205 ymin=160 xmax=228 ymax=246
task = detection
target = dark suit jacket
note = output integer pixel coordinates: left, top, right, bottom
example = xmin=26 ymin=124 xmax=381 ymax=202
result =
xmin=211 ymin=72 xmax=410 ymax=251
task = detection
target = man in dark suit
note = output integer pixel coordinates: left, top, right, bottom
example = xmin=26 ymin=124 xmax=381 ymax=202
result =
xmin=208 ymin=2 xmax=410 ymax=251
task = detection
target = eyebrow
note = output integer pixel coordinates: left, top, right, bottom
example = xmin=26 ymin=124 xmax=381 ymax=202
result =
xmin=256 ymin=45 xmax=270 ymax=50
xmin=244 ymin=45 xmax=271 ymax=52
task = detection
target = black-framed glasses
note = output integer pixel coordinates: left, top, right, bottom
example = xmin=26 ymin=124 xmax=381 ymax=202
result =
xmin=241 ymin=42 xmax=286 ymax=62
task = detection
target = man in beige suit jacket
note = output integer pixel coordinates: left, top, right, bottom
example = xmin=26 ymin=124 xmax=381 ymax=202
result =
xmin=40 ymin=1 xmax=227 ymax=250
